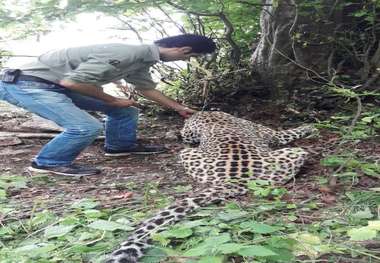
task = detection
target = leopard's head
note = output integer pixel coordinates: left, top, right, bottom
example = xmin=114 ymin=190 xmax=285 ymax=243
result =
xmin=180 ymin=113 xmax=209 ymax=145
xmin=180 ymin=119 xmax=201 ymax=145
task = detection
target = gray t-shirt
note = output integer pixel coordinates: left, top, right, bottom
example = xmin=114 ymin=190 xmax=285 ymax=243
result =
xmin=19 ymin=43 xmax=160 ymax=90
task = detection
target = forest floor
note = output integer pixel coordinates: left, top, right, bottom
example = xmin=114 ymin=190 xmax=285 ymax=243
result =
xmin=0 ymin=99 xmax=379 ymax=263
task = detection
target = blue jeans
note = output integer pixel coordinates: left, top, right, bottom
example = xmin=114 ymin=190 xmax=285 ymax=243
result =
xmin=0 ymin=80 xmax=138 ymax=166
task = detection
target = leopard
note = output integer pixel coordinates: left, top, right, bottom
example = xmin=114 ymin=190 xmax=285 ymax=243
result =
xmin=106 ymin=111 xmax=317 ymax=263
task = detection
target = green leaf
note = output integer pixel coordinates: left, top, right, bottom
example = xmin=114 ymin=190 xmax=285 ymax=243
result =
xmin=320 ymin=156 xmax=346 ymax=167
xmin=217 ymin=210 xmax=248 ymax=222
xmin=0 ymin=175 xmax=28 ymax=190
xmin=202 ymin=233 xmax=231 ymax=246
xmin=217 ymin=243 xmax=246 ymax=254
xmin=351 ymin=207 xmax=374 ymax=219
xmin=348 ymin=227 xmax=377 ymax=241
xmin=0 ymin=189 xmax=7 ymax=199
xmin=14 ymin=243 xmax=57 ymax=257
xmin=267 ymin=247 xmax=295 ymax=262
xmin=361 ymin=164 xmax=380 ymax=177
xmin=184 ymin=244 xmax=211 ymax=257
xmin=267 ymin=237 xmax=297 ymax=250
xmin=68 ymin=243 xmax=109 ymax=254
xmin=361 ymin=115 xmax=379 ymax=123
xmin=29 ymin=210 xmax=56 ymax=226
xmin=289 ymin=231 xmax=332 ymax=259
xmin=368 ymin=221 xmax=380 ymax=230
xmin=197 ymin=256 xmax=225 ymax=263
xmin=151 ymin=233 xmax=171 ymax=246
xmin=44 ymin=225 xmax=75 ymax=239
xmin=87 ymin=219 xmax=133 ymax=231
xmin=184 ymin=233 xmax=231 ymax=256
xmin=83 ymin=209 xmax=104 ymax=219
xmin=238 ymin=245 xmax=277 ymax=257
xmin=240 ymin=221 xmax=281 ymax=234
xmin=292 ymin=233 xmax=321 ymax=245
xmin=160 ymin=227 xmax=193 ymax=238
xmin=140 ymin=247 xmax=168 ymax=263
xmin=77 ymin=231 xmax=100 ymax=241
xmin=71 ymin=198 xmax=99 ymax=209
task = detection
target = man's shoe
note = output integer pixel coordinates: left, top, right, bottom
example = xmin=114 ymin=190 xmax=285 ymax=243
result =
xmin=104 ymin=144 xmax=168 ymax=156
xmin=28 ymin=161 xmax=101 ymax=177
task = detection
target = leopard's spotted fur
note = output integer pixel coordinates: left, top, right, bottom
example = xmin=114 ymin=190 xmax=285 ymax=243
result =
xmin=106 ymin=111 xmax=317 ymax=263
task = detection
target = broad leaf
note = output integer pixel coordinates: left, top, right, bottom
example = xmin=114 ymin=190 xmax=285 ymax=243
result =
xmin=160 ymin=227 xmax=192 ymax=238
xmin=184 ymin=233 xmax=231 ymax=256
xmin=348 ymin=227 xmax=377 ymax=241
xmin=71 ymin=198 xmax=99 ymax=209
xmin=238 ymin=245 xmax=277 ymax=257
xmin=87 ymin=220 xmax=133 ymax=231
xmin=217 ymin=210 xmax=248 ymax=222
xmin=217 ymin=243 xmax=246 ymax=254
xmin=368 ymin=221 xmax=380 ymax=230
xmin=240 ymin=221 xmax=281 ymax=234
xmin=44 ymin=225 xmax=75 ymax=239
xmin=351 ymin=207 xmax=374 ymax=219
xmin=197 ymin=256 xmax=225 ymax=263
xmin=14 ymin=243 xmax=56 ymax=257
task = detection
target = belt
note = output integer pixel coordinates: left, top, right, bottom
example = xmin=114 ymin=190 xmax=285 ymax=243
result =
xmin=17 ymin=75 xmax=58 ymax=85
xmin=0 ymin=74 xmax=58 ymax=85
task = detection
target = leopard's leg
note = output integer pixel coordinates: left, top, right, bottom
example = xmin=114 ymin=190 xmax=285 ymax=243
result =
xmin=106 ymin=183 xmax=247 ymax=263
xmin=272 ymin=125 xmax=317 ymax=145
xmin=249 ymin=147 xmax=309 ymax=184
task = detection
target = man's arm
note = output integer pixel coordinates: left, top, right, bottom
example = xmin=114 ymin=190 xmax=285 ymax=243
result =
xmin=59 ymin=80 xmax=140 ymax=108
xmin=138 ymin=88 xmax=196 ymax=118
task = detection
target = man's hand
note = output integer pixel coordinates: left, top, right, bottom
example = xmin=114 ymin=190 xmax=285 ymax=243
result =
xmin=176 ymin=107 xmax=197 ymax=118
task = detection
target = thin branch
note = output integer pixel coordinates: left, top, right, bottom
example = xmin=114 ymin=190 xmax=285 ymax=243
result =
xmin=289 ymin=0 xmax=301 ymax=64
xmin=166 ymin=0 xmax=220 ymax=16
xmin=115 ymin=16 xmax=144 ymax=43
xmin=156 ymin=5 xmax=187 ymax=34
xmin=141 ymin=8 xmax=170 ymax=37
xmin=165 ymin=0 xmax=240 ymax=65
xmin=219 ymin=12 xmax=241 ymax=65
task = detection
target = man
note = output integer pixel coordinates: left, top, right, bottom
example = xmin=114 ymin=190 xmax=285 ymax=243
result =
xmin=0 ymin=34 xmax=216 ymax=176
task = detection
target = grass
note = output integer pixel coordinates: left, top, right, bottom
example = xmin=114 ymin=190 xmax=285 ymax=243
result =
xmin=0 ymin=106 xmax=379 ymax=263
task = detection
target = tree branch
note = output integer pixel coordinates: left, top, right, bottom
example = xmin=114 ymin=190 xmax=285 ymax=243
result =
xmin=165 ymin=0 xmax=240 ymax=65
xmin=219 ymin=12 xmax=241 ymax=65
xmin=156 ymin=5 xmax=187 ymax=34
xmin=115 ymin=16 xmax=144 ymax=43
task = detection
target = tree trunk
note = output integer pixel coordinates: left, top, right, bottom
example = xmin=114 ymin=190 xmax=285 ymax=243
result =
xmin=251 ymin=0 xmax=339 ymax=101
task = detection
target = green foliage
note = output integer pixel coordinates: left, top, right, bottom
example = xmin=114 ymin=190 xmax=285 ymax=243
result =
xmin=0 ymin=173 xmax=28 ymax=200
xmin=87 ymin=219 xmax=134 ymax=231
xmin=321 ymin=155 xmax=380 ymax=179
xmin=2 ymin=179 xmax=380 ymax=262
xmin=247 ymin=180 xmax=288 ymax=199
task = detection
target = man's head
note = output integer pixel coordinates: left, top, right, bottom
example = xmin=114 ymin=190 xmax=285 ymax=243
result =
xmin=154 ymin=34 xmax=216 ymax=61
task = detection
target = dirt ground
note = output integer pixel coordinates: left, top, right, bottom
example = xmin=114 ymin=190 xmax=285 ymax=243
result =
xmin=0 ymin=102 xmax=379 ymax=224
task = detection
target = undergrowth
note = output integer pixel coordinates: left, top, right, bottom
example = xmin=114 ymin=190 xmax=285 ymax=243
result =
xmin=0 ymin=99 xmax=379 ymax=263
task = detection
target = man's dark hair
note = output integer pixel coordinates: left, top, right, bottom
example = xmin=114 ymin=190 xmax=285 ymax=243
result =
xmin=154 ymin=34 xmax=216 ymax=54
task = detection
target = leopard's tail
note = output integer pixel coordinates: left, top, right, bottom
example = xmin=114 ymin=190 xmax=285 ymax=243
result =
xmin=105 ymin=183 xmax=247 ymax=263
